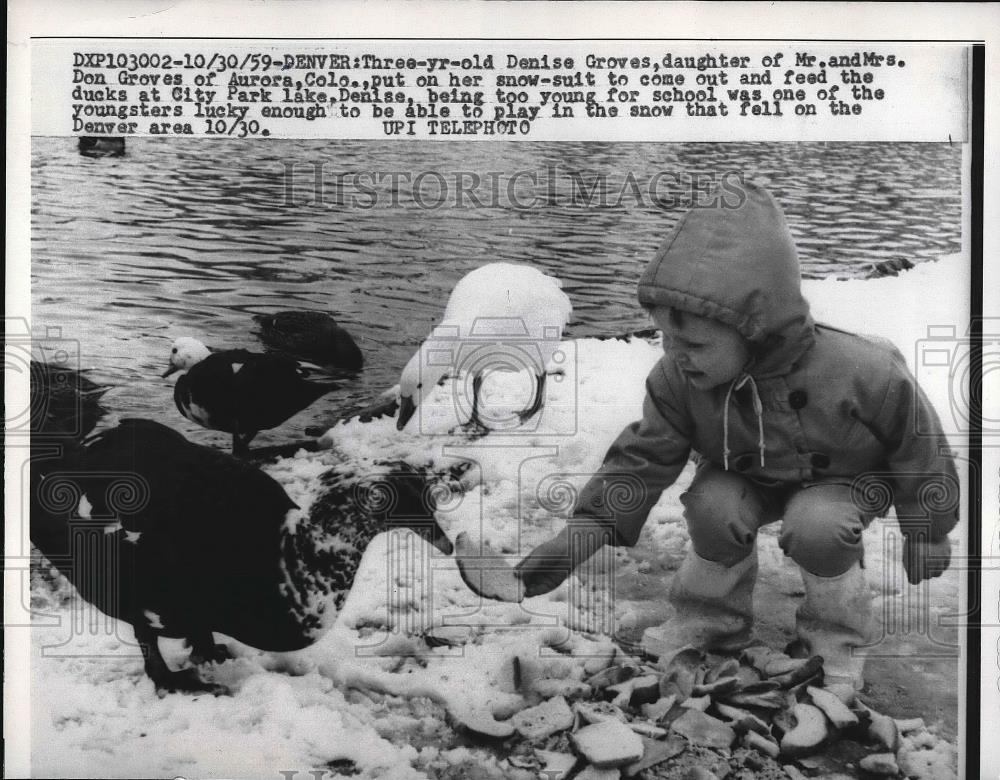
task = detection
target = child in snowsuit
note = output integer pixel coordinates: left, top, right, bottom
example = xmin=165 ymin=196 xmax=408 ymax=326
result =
xmin=515 ymin=181 xmax=958 ymax=699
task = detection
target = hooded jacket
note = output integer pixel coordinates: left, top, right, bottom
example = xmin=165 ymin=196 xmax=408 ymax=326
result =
xmin=575 ymin=182 xmax=959 ymax=546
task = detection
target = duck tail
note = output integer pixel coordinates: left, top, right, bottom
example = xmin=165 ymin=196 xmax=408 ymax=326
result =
xmin=295 ymin=360 xmax=351 ymax=390
xmin=295 ymin=359 xmax=330 ymax=374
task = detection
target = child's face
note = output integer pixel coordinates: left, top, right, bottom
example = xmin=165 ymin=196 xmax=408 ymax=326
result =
xmin=652 ymin=308 xmax=750 ymax=389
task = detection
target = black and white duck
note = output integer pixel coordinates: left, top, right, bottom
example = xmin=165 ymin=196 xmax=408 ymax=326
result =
xmin=31 ymin=397 xmax=461 ymax=694
xmin=252 ymin=311 xmax=364 ymax=373
xmin=162 ymin=336 xmax=339 ymax=456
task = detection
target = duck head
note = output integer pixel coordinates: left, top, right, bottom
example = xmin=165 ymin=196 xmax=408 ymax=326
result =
xmin=162 ymin=337 xmax=211 ymax=378
xmin=370 ymin=465 xmax=457 ymax=555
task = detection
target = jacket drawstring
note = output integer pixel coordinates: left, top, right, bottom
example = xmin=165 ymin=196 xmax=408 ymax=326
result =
xmin=722 ymin=373 xmax=766 ymax=471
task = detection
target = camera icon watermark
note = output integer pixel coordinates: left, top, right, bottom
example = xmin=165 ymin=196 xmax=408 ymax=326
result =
xmin=914 ymin=318 xmax=1000 ymax=438
xmin=5 ymin=318 xmax=85 ymax=439
xmin=412 ymin=315 xmax=577 ymax=437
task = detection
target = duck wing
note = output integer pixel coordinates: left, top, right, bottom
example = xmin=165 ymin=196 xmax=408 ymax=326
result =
xmin=435 ymin=263 xmax=573 ymax=372
xmin=231 ymin=353 xmax=339 ymax=431
xmin=79 ymin=420 xmax=304 ymax=644
xmin=253 ymin=311 xmax=335 ymax=346
xmin=443 ymin=264 xmax=572 ymax=326
xmin=173 ymin=353 xmax=242 ymax=432
xmin=254 ymin=310 xmax=334 ymax=335
xmin=85 ymin=418 xmax=297 ymax=532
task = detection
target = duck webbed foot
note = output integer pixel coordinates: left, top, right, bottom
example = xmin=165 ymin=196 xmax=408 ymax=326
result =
xmin=154 ymin=668 xmax=229 ymax=697
xmin=458 ymin=419 xmax=492 ymax=438
xmin=187 ymin=633 xmax=233 ymax=666
xmin=135 ymin=623 xmax=228 ymax=696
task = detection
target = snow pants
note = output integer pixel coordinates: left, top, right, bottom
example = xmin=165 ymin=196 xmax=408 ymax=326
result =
xmin=681 ymin=462 xmax=874 ymax=577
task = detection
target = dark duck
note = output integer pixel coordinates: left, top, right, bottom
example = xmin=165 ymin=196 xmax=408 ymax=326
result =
xmin=162 ymin=336 xmax=339 ymax=456
xmin=252 ymin=311 xmax=364 ymax=374
xmin=30 ymin=368 xmax=460 ymax=694
xmin=29 ymin=359 xmax=110 ymax=437
xmin=78 ymin=136 xmax=126 ymax=157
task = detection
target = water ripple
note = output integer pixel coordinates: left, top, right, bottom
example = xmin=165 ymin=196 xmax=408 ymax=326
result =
xmin=31 ymin=138 xmax=961 ymax=448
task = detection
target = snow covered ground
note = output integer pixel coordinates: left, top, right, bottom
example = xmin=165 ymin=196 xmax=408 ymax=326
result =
xmin=27 ymin=255 xmax=966 ymax=778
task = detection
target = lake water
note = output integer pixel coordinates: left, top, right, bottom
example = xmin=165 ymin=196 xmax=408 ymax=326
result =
xmin=30 ymin=139 xmax=962 ymax=449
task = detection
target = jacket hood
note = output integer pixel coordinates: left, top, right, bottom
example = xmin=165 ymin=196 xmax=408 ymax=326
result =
xmin=638 ymin=181 xmax=814 ymax=376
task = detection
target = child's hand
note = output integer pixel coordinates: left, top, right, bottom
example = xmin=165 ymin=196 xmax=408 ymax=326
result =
xmin=902 ymin=535 xmax=952 ymax=585
xmin=514 ymin=538 xmax=571 ymax=598
xmin=515 ymin=520 xmax=613 ymax=598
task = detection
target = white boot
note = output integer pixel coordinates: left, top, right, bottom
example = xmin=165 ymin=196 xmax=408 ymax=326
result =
xmin=796 ymin=562 xmax=873 ymax=699
xmin=641 ymin=550 xmax=756 ymax=660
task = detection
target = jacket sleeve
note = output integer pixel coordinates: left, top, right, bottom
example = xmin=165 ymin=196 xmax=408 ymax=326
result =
xmin=573 ymin=358 xmax=693 ymax=546
xmin=872 ymin=350 xmax=959 ymax=541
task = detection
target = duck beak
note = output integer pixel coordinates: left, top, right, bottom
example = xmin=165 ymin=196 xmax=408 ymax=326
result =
xmin=80 ymin=386 xmax=111 ymax=399
xmin=161 ymin=365 xmax=179 ymax=378
xmin=426 ymin=524 xmax=454 ymax=556
xmin=396 ymin=395 xmax=417 ymax=431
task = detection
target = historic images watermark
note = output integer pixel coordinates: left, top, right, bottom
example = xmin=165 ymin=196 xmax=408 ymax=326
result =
xmin=280 ymin=165 xmax=749 ymax=212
